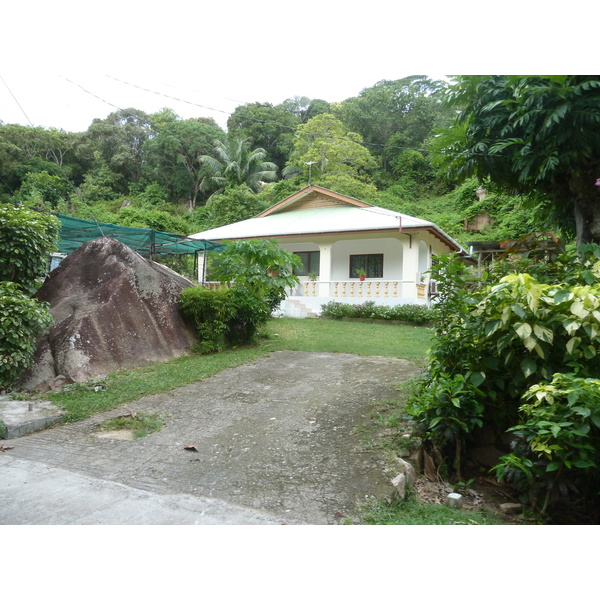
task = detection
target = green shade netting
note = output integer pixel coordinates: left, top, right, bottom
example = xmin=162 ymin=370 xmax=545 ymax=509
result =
xmin=55 ymin=214 xmax=223 ymax=256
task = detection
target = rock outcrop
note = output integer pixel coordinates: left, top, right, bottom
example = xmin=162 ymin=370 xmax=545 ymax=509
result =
xmin=21 ymin=237 xmax=198 ymax=390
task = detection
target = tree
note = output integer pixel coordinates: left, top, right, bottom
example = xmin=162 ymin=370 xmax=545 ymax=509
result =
xmin=78 ymin=108 xmax=155 ymax=193
xmin=333 ymin=76 xmax=449 ymax=171
xmin=226 ymin=103 xmax=298 ymax=172
xmin=202 ymin=184 xmax=268 ymax=229
xmin=0 ymin=124 xmax=83 ymax=201
xmin=16 ymin=171 xmax=70 ymax=209
xmin=285 ymin=113 xmax=376 ymax=182
xmin=199 ymin=136 xmax=278 ymax=195
xmin=432 ymin=76 xmax=600 ymax=245
xmin=143 ymin=116 xmax=225 ymax=209
xmin=209 ymin=238 xmax=301 ymax=310
xmin=279 ymin=96 xmax=330 ymax=124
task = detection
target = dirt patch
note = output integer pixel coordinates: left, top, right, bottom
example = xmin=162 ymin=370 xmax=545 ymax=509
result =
xmin=94 ymin=430 xmax=135 ymax=441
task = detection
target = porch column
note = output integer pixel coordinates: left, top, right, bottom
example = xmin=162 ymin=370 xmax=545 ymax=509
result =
xmin=317 ymin=242 xmax=332 ymax=297
xmin=401 ymin=235 xmax=419 ymax=299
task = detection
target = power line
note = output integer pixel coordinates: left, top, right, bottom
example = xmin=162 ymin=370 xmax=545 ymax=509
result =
xmin=0 ymin=73 xmax=35 ymax=127
xmin=103 ymin=74 xmax=459 ymax=158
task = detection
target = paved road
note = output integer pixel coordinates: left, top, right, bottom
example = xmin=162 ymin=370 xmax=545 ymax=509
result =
xmin=1 ymin=351 xmax=421 ymax=525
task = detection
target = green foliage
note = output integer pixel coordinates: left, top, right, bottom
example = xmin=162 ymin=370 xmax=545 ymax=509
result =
xmin=142 ymin=117 xmax=225 ymax=209
xmin=432 ymin=75 xmax=600 ymax=244
xmin=0 ymin=282 xmax=53 ymax=389
xmin=114 ymin=206 xmax=190 ymax=235
xmin=0 ymin=204 xmax=60 ymax=294
xmin=408 ymin=247 xmax=600 ymax=514
xmin=210 ymin=239 xmax=301 ymax=311
xmin=179 ymin=285 xmax=271 ymax=353
xmin=285 ymin=113 xmax=377 ymax=181
xmin=320 ymin=300 xmax=434 ymax=324
xmin=493 ymin=373 xmax=600 ymax=516
xmin=200 ymin=136 xmax=278 ymax=195
xmin=202 ymin=184 xmax=268 ymax=229
xmin=226 ymin=102 xmax=298 ymax=171
xmin=16 ymin=171 xmax=70 ymax=210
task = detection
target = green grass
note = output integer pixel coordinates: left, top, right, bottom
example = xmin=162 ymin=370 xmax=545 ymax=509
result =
xmin=45 ymin=318 xmax=431 ymax=422
xmin=263 ymin=317 xmax=433 ymax=363
xmin=98 ymin=412 xmax=167 ymax=439
xmin=356 ymin=496 xmax=506 ymax=525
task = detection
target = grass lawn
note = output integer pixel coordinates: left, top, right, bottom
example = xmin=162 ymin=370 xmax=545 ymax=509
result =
xmin=263 ymin=317 xmax=433 ymax=363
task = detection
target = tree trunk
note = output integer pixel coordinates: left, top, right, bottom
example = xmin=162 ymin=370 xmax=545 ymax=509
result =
xmin=571 ymin=173 xmax=600 ymax=246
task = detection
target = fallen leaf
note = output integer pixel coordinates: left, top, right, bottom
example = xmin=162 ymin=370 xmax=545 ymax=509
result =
xmin=184 ymin=445 xmax=198 ymax=452
xmin=0 ymin=445 xmax=15 ymax=452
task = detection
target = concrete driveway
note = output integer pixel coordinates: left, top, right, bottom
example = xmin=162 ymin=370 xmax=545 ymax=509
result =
xmin=0 ymin=351 xmax=422 ymax=525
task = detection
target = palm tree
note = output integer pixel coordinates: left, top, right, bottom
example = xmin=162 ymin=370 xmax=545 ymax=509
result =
xmin=199 ymin=136 xmax=278 ymax=195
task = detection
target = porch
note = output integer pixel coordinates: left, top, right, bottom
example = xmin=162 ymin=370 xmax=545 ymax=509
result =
xmin=276 ymin=278 xmax=431 ymax=318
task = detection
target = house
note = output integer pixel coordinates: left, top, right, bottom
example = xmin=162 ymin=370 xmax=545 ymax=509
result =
xmin=190 ymin=185 xmax=471 ymax=317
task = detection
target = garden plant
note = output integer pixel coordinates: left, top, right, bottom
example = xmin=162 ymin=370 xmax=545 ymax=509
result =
xmin=407 ymin=246 xmax=600 ymax=521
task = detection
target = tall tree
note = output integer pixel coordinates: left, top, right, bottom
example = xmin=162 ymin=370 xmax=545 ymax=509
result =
xmin=333 ymin=76 xmax=449 ymax=171
xmin=199 ymin=136 xmax=278 ymax=195
xmin=143 ymin=116 xmax=225 ymax=209
xmin=0 ymin=124 xmax=82 ymax=200
xmin=285 ymin=113 xmax=376 ymax=182
xmin=78 ymin=108 xmax=155 ymax=193
xmin=226 ymin=103 xmax=298 ymax=172
xmin=279 ymin=96 xmax=331 ymax=124
xmin=431 ymin=76 xmax=600 ymax=245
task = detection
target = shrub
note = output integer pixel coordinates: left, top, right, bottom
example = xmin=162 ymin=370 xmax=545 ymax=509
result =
xmin=407 ymin=248 xmax=600 ymax=515
xmin=492 ymin=373 xmax=600 ymax=516
xmin=0 ymin=282 xmax=53 ymax=389
xmin=179 ymin=285 xmax=270 ymax=354
xmin=0 ymin=204 xmax=60 ymax=295
xmin=320 ymin=300 xmax=434 ymax=324
xmin=0 ymin=205 xmax=59 ymax=389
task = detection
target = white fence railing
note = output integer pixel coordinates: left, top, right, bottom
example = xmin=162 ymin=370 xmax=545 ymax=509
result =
xmin=302 ymin=280 xmax=417 ymax=299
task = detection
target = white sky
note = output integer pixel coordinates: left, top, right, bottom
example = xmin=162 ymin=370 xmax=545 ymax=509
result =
xmin=2 ymin=1 xmax=591 ymax=133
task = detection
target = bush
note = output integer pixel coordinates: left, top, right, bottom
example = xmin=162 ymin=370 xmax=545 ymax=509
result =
xmin=320 ymin=300 xmax=434 ymax=324
xmin=0 ymin=204 xmax=60 ymax=295
xmin=0 ymin=205 xmax=59 ymax=389
xmin=406 ymin=248 xmax=600 ymax=516
xmin=493 ymin=373 xmax=600 ymax=516
xmin=0 ymin=282 xmax=53 ymax=389
xmin=179 ymin=285 xmax=270 ymax=354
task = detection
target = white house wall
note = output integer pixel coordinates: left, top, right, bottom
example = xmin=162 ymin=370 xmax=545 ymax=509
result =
xmin=330 ymin=238 xmax=403 ymax=280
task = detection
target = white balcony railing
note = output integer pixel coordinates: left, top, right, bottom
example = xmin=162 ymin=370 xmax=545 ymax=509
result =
xmin=302 ymin=280 xmax=417 ymax=299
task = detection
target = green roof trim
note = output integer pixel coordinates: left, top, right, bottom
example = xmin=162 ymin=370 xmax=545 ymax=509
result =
xmin=56 ymin=214 xmax=224 ymax=256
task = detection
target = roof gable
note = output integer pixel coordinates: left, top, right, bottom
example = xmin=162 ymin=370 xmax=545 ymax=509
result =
xmin=257 ymin=185 xmax=371 ymax=217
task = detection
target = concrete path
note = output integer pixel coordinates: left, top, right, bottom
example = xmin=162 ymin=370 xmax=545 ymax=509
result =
xmin=0 ymin=456 xmax=293 ymax=524
xmin=1 ymin=351 xmax=422 ymax=525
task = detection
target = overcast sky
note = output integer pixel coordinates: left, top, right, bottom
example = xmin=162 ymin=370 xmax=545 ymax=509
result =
xmin=1 ymin=1 xmax=591 ymax=132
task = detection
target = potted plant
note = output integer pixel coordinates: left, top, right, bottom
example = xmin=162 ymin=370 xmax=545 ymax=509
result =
xmin=307 ymin=272 xmax=318 ymax=281
xmin=356 ymin=268 xmax=366 ymax=281
xmin=417 ymin=275 xmax=426 ymax=298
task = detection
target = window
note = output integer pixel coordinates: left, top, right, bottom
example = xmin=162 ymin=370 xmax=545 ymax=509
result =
xmin=349 ymin=254 xmax=383 ymax=278
xmin=294 ymin=251 xmax=320 ymax=276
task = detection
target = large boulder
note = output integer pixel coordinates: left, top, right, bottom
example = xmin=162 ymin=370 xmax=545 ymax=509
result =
xmin=21 ymin=237 xmax=198 ymax=390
